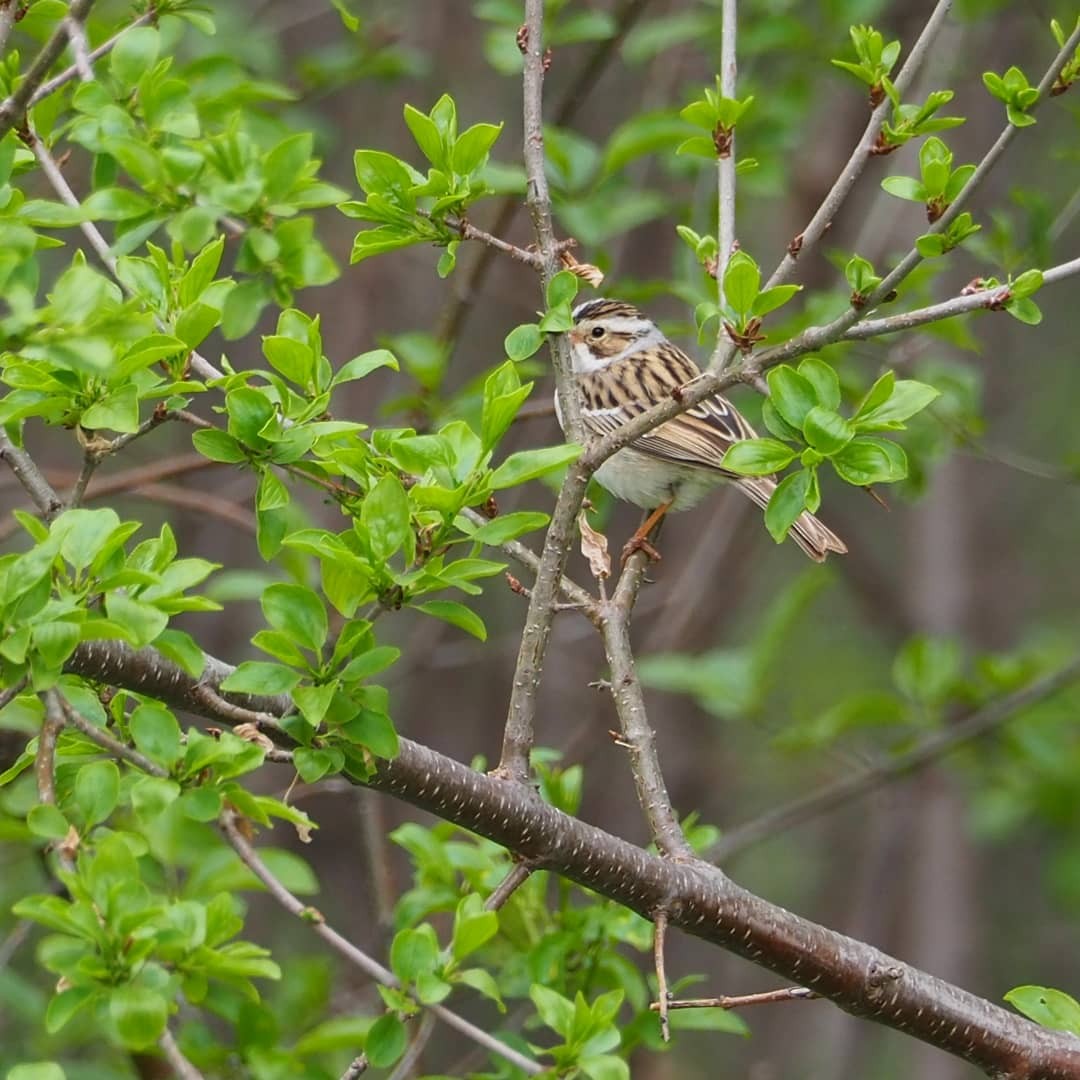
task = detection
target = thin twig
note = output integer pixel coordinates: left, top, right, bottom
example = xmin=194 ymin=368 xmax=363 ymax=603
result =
xmin=29 ymin=9 xmax=158 ymax=106
xmin=0 ymin=2 xmax=17 ymax=59
xmin=710 ymin=655 xmax=1080 ymax=861
xmin=63 ymin=15 xmax=94 ymax=82
xmin=219 ymin=811 xmax=543 ymax=1075
xmin=387 ymin=1012 xmax=436 ymax=1080
xmin=56 ymin=694 xmax=166 ymax=777
xmin=159 ymin=1026 xmax=205 ymax=1080
xmin=190 ymin=683 xmax=285 ymax=734
xmin=0 ymin=0 xmax=96 ymax=138
xmin=36 ymin=694 xmax=64 ymax=807
xmin=484 ymin=860 xmax=535 ymax=910
xmin=24 ymin=129 xmax=224 ymax=382
xmin=709 ymin=0 xmax=738 ymax=372
xmin=0 ymin=676 xmax=28 ymax=712
xmin=653 ymin=909 xmax=671 ymax=1042
xmin=763 ymin=0 xmax=954 ymax=291
xmin=435 ymin=0 xmax=651 ymax=351
xmin=340 ymin=1056 xmax=369 ymax=1080
xmin=652 ymin=986 xmax=819 ymax=1011
xmin=0 ymin=918 xmax=35 ymax=972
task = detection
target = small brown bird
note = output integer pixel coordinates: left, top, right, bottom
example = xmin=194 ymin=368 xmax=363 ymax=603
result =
xmin=555 ymin=298 xmax=847 ymax=562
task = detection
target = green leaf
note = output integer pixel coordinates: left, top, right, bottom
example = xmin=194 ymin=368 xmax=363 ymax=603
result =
xmin=109 ymin=986 xmax=167 ymax=1050
xmin=390 ymin=925 xmax=439 ymax=981
xmin=262 ymin=584 xmax=328 ymax=653
xmin=73 ymin=761 xmax=120 ymax=828
xmin=293 ymin=682 xmax=337 ymax=727
xmin=104 ymin=592 xmax=168 ymax=647
xmin=451 ymin=901 xmax=498 ymax=961
xmin=27 ymin=803 xmax=70 ymax=840
xmin=766 ymin=366 xmax=817 ymax=429
xmin=456 ymin=967 xmax=505 ymax=1010
xmin=881 ymin=175 xmax=925 ymax=202
xmin=854 ymin=380 xmax=939 ymax=429
xmin=720 ymin=438 xmax=797 ymax=476
xmin=404 ymin=103 xmax=446 ymax=167
xmin=192 ymin=428 xmax=247 ymax=463
xmin=546 ymin=270 xmax=580 ymax=309
xmin=530 ymin=985 xmax=574 ymax=1037
xmin=110 ymin=27 xmax=161 ymax=88
xmin=220 ymin=661 xmax=301 ymax=695
xmin=129 ymin=704 xmax=183 ymax=768
xmin=490 ymin=444 xmax=581 ymax=489
xmin=505 ymin=322 xmax=544 ymax=362
xmin=453 ymin=121 xmax=504 ymax=174
xmin=797 ymin=357 xmax=841 ymax=410
xmin=465 ymin=511 xmax=549 ymax=545
xmin=416 ymin=600 xmax=487 ymax=640
xmin=333 ymin=349 xmax=398 ymax=384
xmin=340 ymin=646 xmax=401 ymax=681
xmin=802 ymin=407 xmax=853 ymax=455
xmin=764 ymin=469 xmax=812 ymax=542
xmin=360 ymin=474 xmax=411 ymax=562
xmin=366 ymin=1014 xmax=407 ymax=1067
xmin=1005 ymin=986 xmax=1080 ymax=1036
xmin=722 ymin=251 xmax=760 ymax=315
xmin=6 ymin=1065 xmax=67 ymax=1080
xmin=342 ymin=709 xmax=398 ymax=758
xmin=751 ymin=284 xmax=801 ymax=318
xmin=831 ymin=437 xmax=908 ymax=485
xmin=893 ymin=634 xmax=961 ymax=706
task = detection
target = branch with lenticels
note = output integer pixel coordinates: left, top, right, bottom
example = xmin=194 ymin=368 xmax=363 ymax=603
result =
xmin=58 ymin=637 xmax=1080 ymax=1079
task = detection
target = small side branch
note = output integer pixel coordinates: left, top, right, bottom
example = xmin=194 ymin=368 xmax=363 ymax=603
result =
xmin=709 ymin=0 xmax=738 ymax=372
xmin=653 ymin=986 xmax=818 ymax=1011
xmin=159 ymin=1026 xmax=205 ymax=1080
xmin=711 ymin=654 xmax=1080 ymax=861
xmin=764 ymin=0 xmax=954 ymax=291
xmin=219 ymin=811 xmax=543 ymax=1075
xmin=484 ymin=860 xmax=535 ymax=911
xmin=653 ymin=910 xmax=671 ymax=1042
xmin=0 ymin=0 xmax=96 ymax=139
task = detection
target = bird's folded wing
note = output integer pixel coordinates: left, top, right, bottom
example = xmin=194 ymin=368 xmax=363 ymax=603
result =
xmin=584 ymin=394 xmax=759 ymax=473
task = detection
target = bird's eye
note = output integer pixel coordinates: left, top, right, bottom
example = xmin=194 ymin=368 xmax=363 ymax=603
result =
xmin=590 ymin=326 xmax=606 ymax=339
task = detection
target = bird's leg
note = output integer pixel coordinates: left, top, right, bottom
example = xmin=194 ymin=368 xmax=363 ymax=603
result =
xmin=621 ymin=500 xmax=673 ymax=567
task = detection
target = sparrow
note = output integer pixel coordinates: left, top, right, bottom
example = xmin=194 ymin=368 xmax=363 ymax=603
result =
xmin=554 ymin=298 xmax=847 ymax=563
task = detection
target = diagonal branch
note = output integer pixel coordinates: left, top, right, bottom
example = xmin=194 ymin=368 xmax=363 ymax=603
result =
xmin=219 ymin=810 xmax=543 ymax=1075
xmin=710 ymin=654 xmax=1080 ymax=862
xmin=63 ymin=638 xmax=1080 ymax=1079
xmin=763 ymin=0 xmax=955 ymax=291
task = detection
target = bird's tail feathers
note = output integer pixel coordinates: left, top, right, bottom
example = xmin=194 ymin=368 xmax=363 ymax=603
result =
xmin=735 ymin=476 xmax=847 ymax=563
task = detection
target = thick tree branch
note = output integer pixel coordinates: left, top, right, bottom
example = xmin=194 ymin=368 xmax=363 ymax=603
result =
xmin=62 ymin=638 xmax=1080 ymax=1078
